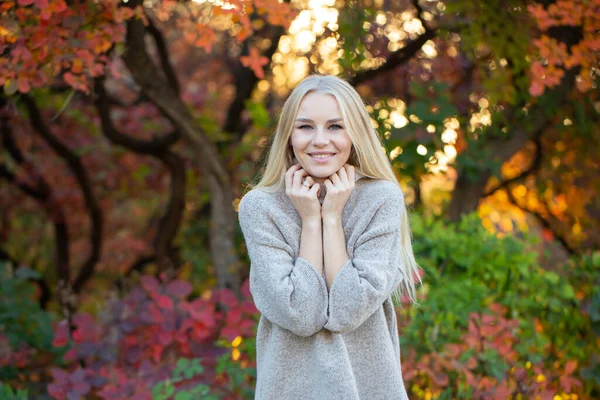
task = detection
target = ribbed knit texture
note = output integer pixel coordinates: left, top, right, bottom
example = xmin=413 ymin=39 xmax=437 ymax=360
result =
xmin=238 ymin=173 xmax=409 ymax=400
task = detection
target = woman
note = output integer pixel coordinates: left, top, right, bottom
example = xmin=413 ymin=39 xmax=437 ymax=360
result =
xmin=238 ymin=75 xmax=421 ymax=399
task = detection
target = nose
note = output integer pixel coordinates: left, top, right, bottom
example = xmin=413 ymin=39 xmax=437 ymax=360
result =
xmin=312 ymin=126 xmax=330 ymax=146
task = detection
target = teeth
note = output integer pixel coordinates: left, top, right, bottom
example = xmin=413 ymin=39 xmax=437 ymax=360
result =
xmin=311 ymin=154 xmax=334 ymax=158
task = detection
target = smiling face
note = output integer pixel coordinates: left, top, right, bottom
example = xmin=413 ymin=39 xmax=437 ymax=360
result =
xmin=290 ymin=91 xmax=353 ymax=183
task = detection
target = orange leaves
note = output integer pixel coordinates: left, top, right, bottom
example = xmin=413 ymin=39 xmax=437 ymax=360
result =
xmin=1 ymin=1 xmax=140 ymax=94
xmin=3 ymin=0 xmax=294 ymax=94
xmin=183 ymin=23 xmax=217 ymax=53
xmin=403 ymin=302 xmax=586 ymax=399
xmin=527 ymin=0 xmax=600 ymax=96
xmin=240 ymin=47 xmax=269 ymax=79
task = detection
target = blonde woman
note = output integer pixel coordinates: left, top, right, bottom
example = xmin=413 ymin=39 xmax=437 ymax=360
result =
xmin=238 ymin=75 xmax=421 ymax=399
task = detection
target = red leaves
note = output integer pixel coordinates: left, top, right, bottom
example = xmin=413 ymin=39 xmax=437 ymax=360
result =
xmin=240 ymin=47 xmax=269 ymax=79
xmin=48 ymin=368 xmax=91 ymax=400
xmin=166 ymin=280 xmax=192 ymax=299
xmin=1 ymin=1 xmax=136 ymax=94
xmin=47 ymin=275 xmax=258 ymax=400
xmin=3 ymin=0 xmax=294 ymax=95
xmin=52 ymin=320 xmax=69 ymax=348
xmin=403 ymin=302 xmax=586 ymax=399
xmin=140 ymin=275 xmax=160 ymax=293
xmin=527 ymin=0 xmax=599 ymax=95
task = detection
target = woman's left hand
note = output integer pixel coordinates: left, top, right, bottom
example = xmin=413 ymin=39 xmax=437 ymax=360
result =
xmin=321 ymin=164 xmax=355 ymax=222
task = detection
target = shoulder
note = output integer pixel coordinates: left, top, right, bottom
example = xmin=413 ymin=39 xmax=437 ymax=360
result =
xmin=238 ymin=187 xmax=286 ymax=221
xmin=355 ymin=179 xmax=404 ymax=205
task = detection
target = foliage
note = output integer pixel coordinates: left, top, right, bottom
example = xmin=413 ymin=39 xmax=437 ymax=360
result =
xmin=0 ymin=269 xmax=257 ymax=399
xmin=0 ymin=262 xmax=58 ymax=380
xmin=528 ymin=0 xmax=600 ymax=95
xmin=381 ymin=81 xmax=458 ymax=179
xmin=444 ymin=0 xmax=532 ymax=104
xmin=0 ymin=0 xmax=295 ymax=94
xmin=0 ymin=382 xmax=28 ymax=400
xmin=0 ymin=0 xmax=598 ymax=398
xmin=397 ymin=212 xmax=599 ymax=399
xmin=47 ymin=276 xmax=258 ymax=399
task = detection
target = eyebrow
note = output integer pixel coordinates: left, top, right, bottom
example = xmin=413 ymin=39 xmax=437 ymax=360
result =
xmin=295 ymin=118 xmax=344 ymax=123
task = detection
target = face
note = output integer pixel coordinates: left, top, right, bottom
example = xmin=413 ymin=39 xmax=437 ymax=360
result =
xmin=290 ymin=92 xmax=353 ymax=181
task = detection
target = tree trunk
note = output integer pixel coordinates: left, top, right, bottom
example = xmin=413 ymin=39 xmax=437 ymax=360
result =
xmin=122 ymin=15 xmax=240 ymax=293
xmin=207 ymin=175 xmax=241 ymax=295
xmin=446 ymin=169 xmax=491 ymax=222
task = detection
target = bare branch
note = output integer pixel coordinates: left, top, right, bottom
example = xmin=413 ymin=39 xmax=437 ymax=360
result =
xmin=95 ymin=77 xmax=186 ymax=278
xmin=505 ymin=185 xmax=576 ymax=256
xmin=146 ymin=15 xmax=181 ymax=95
xmin=349 ymin=0 xmax=436 ymax=86
xmin=223 ymin=24 xmax=285 ymax=139
xmin=94 ymin=77 xmax=180 ymax=153
xmin=20 ymin=94 xmax=104 ymax=294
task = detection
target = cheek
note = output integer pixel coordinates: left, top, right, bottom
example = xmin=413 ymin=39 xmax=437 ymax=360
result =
xmin=337 ymin=136 xmax=353 ymax=158
xmin=290 ymin=133 xmax=308 ymax=151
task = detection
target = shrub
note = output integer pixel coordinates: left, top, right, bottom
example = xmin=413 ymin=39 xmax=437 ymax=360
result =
xmin=399 ymin=212 xmax=599 ymax=399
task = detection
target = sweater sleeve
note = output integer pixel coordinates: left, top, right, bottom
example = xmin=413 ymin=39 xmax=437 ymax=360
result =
xmin=324 ymin=186 xmax=405 ymax=333
xmin=238 ymin=191 xmax=329 ymax=337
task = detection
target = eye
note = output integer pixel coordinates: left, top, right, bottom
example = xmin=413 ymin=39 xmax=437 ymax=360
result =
xmin=297 ymin=124 xmax=313 ymax=130
xmin=329 ymin=124 xmax=344 ymax=130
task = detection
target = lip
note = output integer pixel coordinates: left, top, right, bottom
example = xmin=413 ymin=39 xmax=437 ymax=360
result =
xmin=308 ymin=153 xmax=336 ymax=163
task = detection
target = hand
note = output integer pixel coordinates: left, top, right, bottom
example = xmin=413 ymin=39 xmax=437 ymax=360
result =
xmin=285 ymin=164 xmax=321 ymax=223
xmin=321 ymin=164 xmax=355 ymax=222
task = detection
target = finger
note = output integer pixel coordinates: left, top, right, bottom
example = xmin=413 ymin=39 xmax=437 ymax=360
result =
xmin=330 ymin=172 xmax=342 ymax=187
xmin=347 ymin=164 xmax=355 ymax=184
xmin=285 ymin=164 xmax=301 ymax=191
xmin=338 ymin=166 xmax=349 ymax=186
xmin=293 ymin=169 xmax=307 ymax=190
xmin=310 ymin=183 xmax=320 ymax=197
xmin=324 ymin=179 xmax=334 ymax=192
xmin=301 ymin=176 xmax=313 ymax=191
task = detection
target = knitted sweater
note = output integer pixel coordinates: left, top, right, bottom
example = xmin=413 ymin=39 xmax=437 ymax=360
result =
xmin=238 ymin=173 xmax=409 ymax=400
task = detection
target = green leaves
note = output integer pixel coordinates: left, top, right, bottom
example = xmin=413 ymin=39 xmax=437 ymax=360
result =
xmin=173 ymin=358 xmax=205 ymax=381
xmin=0 ymin=383 xmax=28 ymax=400
xmin=406 ymin=212 xmax=596 ymax=363
xmin=0 ymin=263 xmax=55 ymax=354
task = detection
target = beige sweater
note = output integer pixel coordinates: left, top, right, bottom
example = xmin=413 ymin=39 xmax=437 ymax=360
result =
xmin=238 ymin=173 xmax=409 ymax=400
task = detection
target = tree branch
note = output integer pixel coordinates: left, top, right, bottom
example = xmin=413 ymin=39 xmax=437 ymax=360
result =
xmin=20 ymin=94 xmax=104 ymax=294
xmin=483 ymin=124 xmax=547 ymax=198
xmin=121 ymin=7 xmax=230 ymax=186
xmin=145 ymin=15 xmax=181 ymax=95
xmin=95 ymin=77 xmax=186 ymax=280
xmin=94 ymin=77 xmax=180 ymax=153
xmin=505 ymin=185 xmax=576 ymax=256
xmin=223 ymin=24 xmax=285 ymax=139
xmin=348 ymin=0 xmax=436 ymax=86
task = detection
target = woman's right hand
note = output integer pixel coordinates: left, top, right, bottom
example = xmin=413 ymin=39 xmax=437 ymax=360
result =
xmin=285 ymin=164 xmax=321 ymax=223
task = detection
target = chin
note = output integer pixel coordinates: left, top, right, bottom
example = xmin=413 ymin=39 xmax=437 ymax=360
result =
xmin=305 ymin=165 xmax=341 ymax=179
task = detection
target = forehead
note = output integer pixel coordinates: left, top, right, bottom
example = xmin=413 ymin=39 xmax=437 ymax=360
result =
xmin=296 ymin=92 xmax=342 ymax=119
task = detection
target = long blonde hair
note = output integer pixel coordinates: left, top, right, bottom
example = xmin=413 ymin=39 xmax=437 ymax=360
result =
xmin=249 ymin=75 xmax=422 ymax=304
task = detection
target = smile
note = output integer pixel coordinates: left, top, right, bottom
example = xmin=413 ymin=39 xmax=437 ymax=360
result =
xmin=309 ymin=153 xmax=336 ymax=162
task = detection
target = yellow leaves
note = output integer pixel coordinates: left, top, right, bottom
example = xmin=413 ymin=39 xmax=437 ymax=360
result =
xmin=231 ymin=335 xmax=243 ymax=347
xmin=71 ymin=58 xmax=84 ymax=74
xmin=92 ymin=38 xmax=112 ymax=55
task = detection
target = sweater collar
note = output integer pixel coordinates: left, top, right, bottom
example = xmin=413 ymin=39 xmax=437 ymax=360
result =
xmin=354 ymin=170 xmax=365 ymax=182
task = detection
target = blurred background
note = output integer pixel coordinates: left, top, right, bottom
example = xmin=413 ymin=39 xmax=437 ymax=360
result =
xmin=0 ymin=0 xmax=598 ymax=399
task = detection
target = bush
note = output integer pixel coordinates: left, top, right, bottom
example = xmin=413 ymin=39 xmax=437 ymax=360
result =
xmin=0 ymin=262 xmax=58 ymax=394
xmin=399 ymin=212 xmax=599 ymax=399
